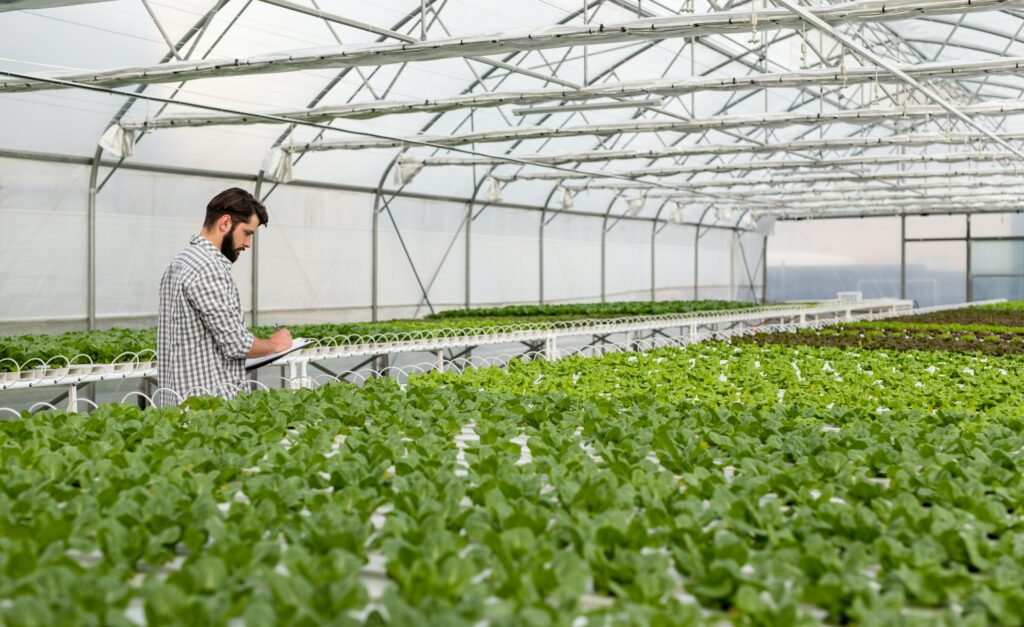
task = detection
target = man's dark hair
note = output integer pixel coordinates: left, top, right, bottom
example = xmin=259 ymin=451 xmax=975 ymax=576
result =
xmin=204 ymin=188 xmax=269 ymax=229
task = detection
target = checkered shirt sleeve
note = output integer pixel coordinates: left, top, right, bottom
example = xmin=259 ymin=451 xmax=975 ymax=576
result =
xmin=156 ymin=236 xmax=255 ymax=406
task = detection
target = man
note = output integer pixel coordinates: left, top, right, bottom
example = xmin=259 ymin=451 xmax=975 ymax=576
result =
xmin=156 ymin=188 xmax=292 ymax=405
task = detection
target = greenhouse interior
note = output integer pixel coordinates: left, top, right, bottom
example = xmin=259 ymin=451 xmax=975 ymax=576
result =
xmin=5 ymin=0 xmax=1024 ymax=624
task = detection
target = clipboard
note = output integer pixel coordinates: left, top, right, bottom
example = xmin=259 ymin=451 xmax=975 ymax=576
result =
xmin=245 ymin=338 xmax=314 ymax=371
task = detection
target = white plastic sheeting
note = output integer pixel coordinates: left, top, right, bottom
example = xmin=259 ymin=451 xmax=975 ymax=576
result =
xmin=0 ymin=158 xmax=88 ymax=323
xmin=95 ymin=168 xmax=254 ymax=319
xmin=605 ymin=219 xmax=652 ymax=301
xmin=252 ymin=186 xmax=373 ymax=320
xmin=543 ymin=214 xmax=603 ymax=303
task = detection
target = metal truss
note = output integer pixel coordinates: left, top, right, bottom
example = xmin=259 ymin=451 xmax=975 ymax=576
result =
xmin=115 ymin=56 xmax=1024 ymax=130
xmin=3 ymin=0 xmax=1013 ymax=93
xmin=6 ymin=0 xmax=1024 ymax=324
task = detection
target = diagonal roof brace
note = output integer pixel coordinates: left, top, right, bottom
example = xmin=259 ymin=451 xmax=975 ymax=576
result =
xmin=116 ymin=55 xmax=1024 ymax=130
xmin=1 ymin=0 xmax=1018 ymax=93
xmin=775 ymin=0 xmax=1024 ymax=161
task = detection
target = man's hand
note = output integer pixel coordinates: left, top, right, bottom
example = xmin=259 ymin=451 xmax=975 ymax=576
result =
xmin=245 ymin=327 xmax=294 ymax=359
xmin=270 ymin=328 xmax=292 ymax=353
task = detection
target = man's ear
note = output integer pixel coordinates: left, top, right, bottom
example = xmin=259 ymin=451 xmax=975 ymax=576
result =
xmin=218 ymin=214 xmax=232 ymax=233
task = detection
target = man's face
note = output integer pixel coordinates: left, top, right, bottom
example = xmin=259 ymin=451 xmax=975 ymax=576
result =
xmin=220 ymin=214 xmax=260 ymax=263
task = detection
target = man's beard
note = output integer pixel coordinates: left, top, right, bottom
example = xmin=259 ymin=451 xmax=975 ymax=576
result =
xmin=220 ymin=222 xmax=242 ymax=263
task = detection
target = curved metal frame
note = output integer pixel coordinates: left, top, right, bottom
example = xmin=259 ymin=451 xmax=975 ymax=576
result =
xmin=7 ymin=0 xmax=1024 ymax=332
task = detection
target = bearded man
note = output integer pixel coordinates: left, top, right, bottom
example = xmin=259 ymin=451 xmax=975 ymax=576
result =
xmin=156 ymin=188 xmax=291 ymax=405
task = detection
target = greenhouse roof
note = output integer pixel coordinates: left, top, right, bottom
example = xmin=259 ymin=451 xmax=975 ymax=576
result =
xmin=3 ymin=0 xmax=1024 ymax=222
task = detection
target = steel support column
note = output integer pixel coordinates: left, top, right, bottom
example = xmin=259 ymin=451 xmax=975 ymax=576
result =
xmin=900 ymin=214 xmax=907 ymax=299
xmin=966 ymin=214 xmax=973 ymax=302
xmin=761 ymin=233 xmax=768 ymax=304
xmin=83 ymin=2 xmax=232 ymax=329
xmin=694 ymin=206 xmax=714 ymax=300
xmin=465 ymin=198 xmax=472 ymax=310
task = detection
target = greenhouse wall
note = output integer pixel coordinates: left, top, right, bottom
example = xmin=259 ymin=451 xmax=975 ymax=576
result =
xmin=767 ymin=213 xmax=1024 ymax=306
xmin=0 ymin=155 xmax=754 ymax=332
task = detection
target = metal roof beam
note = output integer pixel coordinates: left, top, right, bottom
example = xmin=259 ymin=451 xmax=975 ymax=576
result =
xmin=117 ymin=55 xmax=1024 ymax=130
xmin=1 ymin=0 xmax=1015 ymax=93
xmin=404 ymin=132 xmax=1024 ymax=167
xmin=565 ymin=166 xmax=1022 ymax=190
xmin=491 ymin=151 xmax=1017 ymax=180
xmin=285 ymin=98 xmax=1024 ymax=152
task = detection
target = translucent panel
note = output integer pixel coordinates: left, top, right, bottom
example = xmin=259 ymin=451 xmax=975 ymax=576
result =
xmin=377 ymin=197 xmax=467 ymax=317
xmin=733 ymin=231 xmax=765 ymax=303
xmin=969 ymin=213 xmax=1024 ymax=238
xmin=255 ymin=186 xmax=374 ymax=321
xmin=905 ymin=241 xmax=966 ymax=307
xmin=767 ymin=217 xmax=901 ymax=302
xmin=970 ymin=240 xmax=1024 ymax=276
xmin=469 ymin=207 xmax=540 ymax=306
xmin=605 ymin=220 xmax=651 ymax=301
xmin=695 ymin=228 xmax=733 ymax=301
xmin=0 ymin=158 xmax=87 ymax=326
xmin=544 ymin=214 xmax=601 ymax=302
xmin=973 ymin=276 xmax=1024 ymax=301
xmin=906 ymin=215 xmax=966 ymax=239
xmin=654 ymin=224 xmax=696 ymax=301
xmin=97 ymin=169 xmax=254 ymax=322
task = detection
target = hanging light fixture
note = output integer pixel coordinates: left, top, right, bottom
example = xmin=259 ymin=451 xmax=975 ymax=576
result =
xmin=627 ymin=196 xmax=645 ymax=217
xmin=393 ymin=153 xmax=424 ymax=186
xmin=260 ymin=147 xmax=294 ymax=184
xmin=485 ymin=177 xmax=502 ymax=203
xmin=670 ymin=201 xmax=684 ymax=224
xmin=799 ymin=23 xmax=809 ymax=70
xmin=98 ymin=124 xmax=135 ymax=159
xmin=748 ymin=5 xmax=759 ymax=44
xmin=559 ymin=186 xmax=575 ymax=209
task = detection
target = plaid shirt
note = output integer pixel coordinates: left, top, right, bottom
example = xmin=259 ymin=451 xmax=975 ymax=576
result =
xmin=156 ymin=235 xmax=254 ymax=405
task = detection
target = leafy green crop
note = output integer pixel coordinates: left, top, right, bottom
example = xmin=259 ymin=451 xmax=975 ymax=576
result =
xmin=5 ymin=340 xmax=1024 ymax=624
xmin=880 ymin=302 xmax=1024 ymax=328
xmin=729 ymin=306 xmax=1024 ymax=357
xmin=0 ymin=300 xmax=755 ymax=371
xmin=425 ymin=299 xmax=762 ymax=320
xmin=416 ymin=341 xmax=1024 ymax=416
xmin=736 ymin=325 xmax=1024 ymax=356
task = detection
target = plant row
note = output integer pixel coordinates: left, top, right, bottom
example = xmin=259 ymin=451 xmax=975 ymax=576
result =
xmin=733 ymin=302 xmax=1024 ymax=356
xmin=424 ymin=300 xmax=760 ymax=320
xmin=4 ymin=341 xmax=1024 ymax=624
xmin=882 ymin=301 xmax=1024 ymax=328
xmin=423 ymin=341 xmax=1024 ymax=416
xmin=0 ymin=300 xmax=756 ymax=372
xmin=735 ymin=326 xmax=1024 ymax=356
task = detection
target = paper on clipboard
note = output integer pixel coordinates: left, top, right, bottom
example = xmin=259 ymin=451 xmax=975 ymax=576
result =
xmin=245 ymin=338 xmax=314 ymax=371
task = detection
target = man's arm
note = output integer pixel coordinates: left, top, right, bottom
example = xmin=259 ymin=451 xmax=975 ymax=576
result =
xmin=186 ymin=270 xmax=291 ymax=359
xmin=246 ymin=329 xmax=293 ymax=358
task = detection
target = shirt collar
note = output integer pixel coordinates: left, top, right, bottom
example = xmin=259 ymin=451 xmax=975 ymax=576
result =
xmin=190 ymin=235 xmax=232 ymax=268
